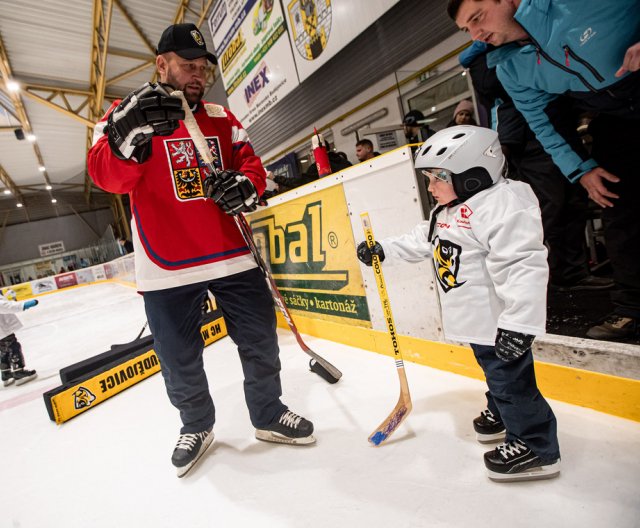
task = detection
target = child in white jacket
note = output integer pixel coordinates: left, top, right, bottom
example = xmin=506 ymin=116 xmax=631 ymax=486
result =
xmin=0 ymin=289 xmax=39 ymax=386
xmin=357 ymin=126 xmax=559 ymax=482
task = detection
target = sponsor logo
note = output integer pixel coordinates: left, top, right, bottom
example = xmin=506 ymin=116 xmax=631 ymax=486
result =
xmin=244 ymin=62 xmax=270 ymax=106
xmin=221 ymin=31 xmax=245 ymax=74
xmin=249 ymin=201 xmax=348 ymax=291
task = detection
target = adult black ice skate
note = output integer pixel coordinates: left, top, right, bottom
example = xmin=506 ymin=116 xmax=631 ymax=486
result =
xmin=255 ymin=410 xmax=315 ymax=445
xmin=171 ymin=427 xmax=214 ymax=478
xmin=473 ymin=408 xmax=506 ymax=443
xmin=484 ymin=438 xmax=560 ymax=482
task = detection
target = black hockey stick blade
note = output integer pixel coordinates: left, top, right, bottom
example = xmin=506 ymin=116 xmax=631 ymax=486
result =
xmin=309 ymin=358 xmax=340 ymax=384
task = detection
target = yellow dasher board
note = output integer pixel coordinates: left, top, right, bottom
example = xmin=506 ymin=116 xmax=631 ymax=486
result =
xmin=43 ymin=312 xmax=227 ymax=424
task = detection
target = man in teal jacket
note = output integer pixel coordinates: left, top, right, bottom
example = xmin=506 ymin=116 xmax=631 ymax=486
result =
xmin=448 ymin=0 xmax=640 ymax=340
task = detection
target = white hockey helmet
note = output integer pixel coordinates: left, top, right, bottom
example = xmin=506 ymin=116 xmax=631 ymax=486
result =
xmin=3 ymin=289 xmax=16 ymax=301
xmin=414 ymin=125 xmax=505 ymax=201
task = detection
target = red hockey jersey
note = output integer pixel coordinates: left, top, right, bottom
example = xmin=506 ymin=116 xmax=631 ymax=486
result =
xmin=88 ymin=101 xmax=266 ymax=291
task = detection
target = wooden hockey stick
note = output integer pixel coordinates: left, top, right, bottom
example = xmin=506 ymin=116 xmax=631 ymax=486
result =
xmin=360 ymin=212 xmax=412 ymax=445
xmin=173 ymin=91 xmax=342 ymax=384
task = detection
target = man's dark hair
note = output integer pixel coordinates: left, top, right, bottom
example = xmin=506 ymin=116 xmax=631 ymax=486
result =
xmin=447 ymin=0 xmax=465 ymax=19
xmin=356 ymin=139 xmax=373 ymax=149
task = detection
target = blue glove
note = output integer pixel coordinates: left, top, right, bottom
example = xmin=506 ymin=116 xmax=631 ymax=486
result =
xmin=23 ymin=299 xmax=39 ymax=310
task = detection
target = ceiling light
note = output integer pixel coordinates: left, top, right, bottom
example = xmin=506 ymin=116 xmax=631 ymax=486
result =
xmin=17 ymin=203 xmax=23 ymax=208
xmin=27 ymin=134 xmax=36 ymax=142
xmin=39 ymin=166 xmax=46 ymax=172
xmin=6 ymin=80 xmax=20 ymax=92
xmin=45 ymin=184 xmax=52 ymax=190
xmin=51 ymin=198 xmax=57 ymax=204
xmin=3 ymin=190 xmax=11 ymax=195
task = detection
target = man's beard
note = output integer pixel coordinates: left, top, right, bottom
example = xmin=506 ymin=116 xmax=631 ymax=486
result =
xmin=163 ymin=71 xmax=204 ymax=106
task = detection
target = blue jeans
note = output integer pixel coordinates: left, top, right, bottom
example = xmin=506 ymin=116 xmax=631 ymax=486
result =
xmin=143 ymin=268 xmax=287 ymax=434
xmin=471 ymin=343 xmax=560 ymax=461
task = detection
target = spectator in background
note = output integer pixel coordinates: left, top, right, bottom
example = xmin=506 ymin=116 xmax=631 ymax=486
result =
xmin=402 ymin=109 xmax=433 ymax=145
xmin=449 ymin=0 xmax=639 ymax=341
xmin=1 ymin=289 xmax=39 ymax=387
xmin=458 ymin=41 xmax=612 ymax=296
xmin=447 ymin=99 xmax=477 ymax=127
xmin=355 ymin=139 xmax=379 ymax=162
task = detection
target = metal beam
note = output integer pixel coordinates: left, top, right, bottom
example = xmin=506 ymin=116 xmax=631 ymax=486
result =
xmin=0 ymin=163 xmax=23 ymax=201
xmin=0 ymin=31 xmax=53 ymax=191
xmin=84 ymin=0 xmax=114 ymax=201
xmin=21 ymin=89 xmax=95 ymax=127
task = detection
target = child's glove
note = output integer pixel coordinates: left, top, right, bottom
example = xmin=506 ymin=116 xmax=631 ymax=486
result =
xmin=356 ymin=241 xmax=385 ymax=266
xmin=23 ymin=299 xmax=39 ymax=310
xmin=495 ymin=328 xmax=534 ymax=362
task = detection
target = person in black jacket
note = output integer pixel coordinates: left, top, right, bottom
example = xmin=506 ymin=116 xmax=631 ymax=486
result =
xmin=459 ymin=41 xmax=612 ymax=296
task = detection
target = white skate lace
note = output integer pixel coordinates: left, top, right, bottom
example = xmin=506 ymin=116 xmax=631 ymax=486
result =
xmin=174 ymin=432 xmax=205 ymax=452
xmin=497 ymin=439 xmax=528 ymax=459
xmin=480 ymin=409 xmax=497 ymax=423
xmin=279 ymin=410 xmax=303 ymax=429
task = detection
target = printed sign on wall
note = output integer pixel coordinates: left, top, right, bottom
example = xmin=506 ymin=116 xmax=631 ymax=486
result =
xmin=247 ymin=184 xmax=371 ymax=326
xmin=208 ymin=0 xmax=300 ymax=125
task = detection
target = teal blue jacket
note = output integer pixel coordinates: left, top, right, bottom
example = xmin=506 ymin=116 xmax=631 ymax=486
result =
xmin=487 ymin=0 xmax=640 ymax=181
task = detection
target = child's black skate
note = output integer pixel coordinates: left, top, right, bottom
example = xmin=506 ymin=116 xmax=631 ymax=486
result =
xmin=12 ymin=367 xmax=37 ymax=386
xmin=484 ymin=438 xmax=561 ymax=482
xmin=255 ymin=410 xmax=315 ymax=445
xmin=171 ymin=427 xmax=214 ymax=478
xmin=473 ymin=408 xmax=506 ymax=443
xmin=1 ymin=368 xmax=14 ymax=387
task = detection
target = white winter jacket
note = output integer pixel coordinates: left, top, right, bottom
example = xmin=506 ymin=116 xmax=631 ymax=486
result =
xmin=380 ymin=179 xmax=548 ymax=346
xmin=0 ymin=294 xmax=27 ymax=340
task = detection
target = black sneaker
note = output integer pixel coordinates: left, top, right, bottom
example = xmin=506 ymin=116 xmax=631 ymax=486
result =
xmin=586 ymin=315 xmax=638 ymax=340
xmin=255 ymin=410 xmax=316 ymax=445
xmin=473 ymin=409 xmax=506 ymax=444
xmin=171 ymin=427 xmax=214 ymax=478
xmin=484 ymin=439 xmax=561 ymax=482
xmin=12 ymin=368 xmax=37 ymax=386
xmin=550 ymin=275 xmax=614 ymax=292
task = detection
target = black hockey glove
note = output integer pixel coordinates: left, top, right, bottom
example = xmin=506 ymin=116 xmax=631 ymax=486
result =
xmin=106 ymin=82 xmax=184 ymax=163
xmin=495 ymin=328 xmax=535 ymax=362
xmin=204 ymin=170 xmax=259 ymax=215
xmin=356 ymin=241 xmax=385 ymax=266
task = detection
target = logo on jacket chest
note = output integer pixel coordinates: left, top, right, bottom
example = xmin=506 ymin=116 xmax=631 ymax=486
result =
xmin=432 ymin=236 xmax=465 ymax=293
xmin=165 ymin=137 xmax=222 ymax=200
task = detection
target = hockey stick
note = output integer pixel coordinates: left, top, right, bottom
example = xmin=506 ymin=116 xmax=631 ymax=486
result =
xmin=360 ymin=212 xmax=412 ymax=445
xmin=173 ymin=91 xmax=342 ymax=384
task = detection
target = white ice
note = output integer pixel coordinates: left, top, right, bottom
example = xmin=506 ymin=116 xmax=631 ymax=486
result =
xmin=1 ymin=282 xmax=639 ymax=528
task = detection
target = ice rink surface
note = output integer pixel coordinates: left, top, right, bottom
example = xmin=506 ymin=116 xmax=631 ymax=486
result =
xmin=1 ymin=282 xmax=639 ymax=528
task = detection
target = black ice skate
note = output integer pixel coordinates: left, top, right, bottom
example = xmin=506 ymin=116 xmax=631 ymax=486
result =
xmin=473 ymin=408 xmax=506 ymax=443
xmin=171 ymin=427 xmax=214 ymax=478
xmin=1 ymin=368 xmax=14 ymax=387
xmin=484 ymin=439 xmax=561 ymax=482
xmin=12 ymin=367 xmax=37 ymax=386
xmin=255 ymin=410 xmax=315 ymax=445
